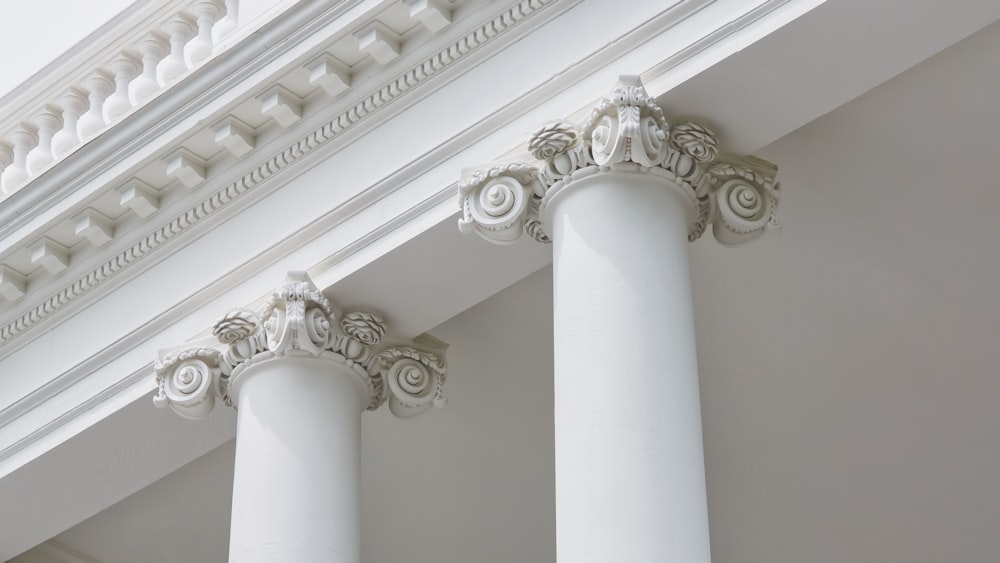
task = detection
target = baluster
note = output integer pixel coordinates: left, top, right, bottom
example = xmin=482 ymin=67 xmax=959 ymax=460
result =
xmin=78 ymin=70 xmax=114 ymax=141
xmin=0 ymin=142 xmax=12 ymax=195
xmin=185 ymin=1 xmax=225 ymax=67
xmin=102 ymin=52 xmax=141 ymax=124
xmin=52 ymin=88 xmax=89 ymax=158
xmin=212 ymin=0 xmax=239 ymax=43
xmin=158 ymin=13 xmax=196 ymax=85
xmin=1 ymin=124 xmax=39 ymax=192
xmin=26 ymin=107 xmax=63 ymax=176
xmin=130 ymin=32 xmax=170 ymax=104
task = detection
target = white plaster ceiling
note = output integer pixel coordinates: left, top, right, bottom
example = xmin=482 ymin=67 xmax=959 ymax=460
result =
xmin=12 ymin=11 xmax=1000 ymax=563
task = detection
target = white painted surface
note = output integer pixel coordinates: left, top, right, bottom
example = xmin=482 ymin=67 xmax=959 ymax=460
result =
xmin=546 ymin=170 xmax=709 ymax=562
xmin=0 ymin=0 xmax=135 ymax=98
xmin=39 ymin=268 xmax=558 ymax=563
xmin=229 ymin=355 xmax=367 ymax=562
xmin=8 ymin=2 xmax=1000 ymax=563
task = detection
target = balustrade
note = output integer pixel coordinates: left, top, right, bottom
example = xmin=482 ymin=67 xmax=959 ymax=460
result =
xmin=0 ymin=0 xmax=236 ymax=201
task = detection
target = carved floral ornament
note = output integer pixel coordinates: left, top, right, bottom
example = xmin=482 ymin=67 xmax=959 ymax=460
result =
xmin=458 ymin=76 xmax=781 ymax=246
xmin=153 ymin=272 xmax=447 ymax=420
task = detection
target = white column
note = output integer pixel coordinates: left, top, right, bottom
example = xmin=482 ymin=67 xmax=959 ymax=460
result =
xmin=459 ymin=76 xmax=781 ymax=563
xmin=154 ymin=272 xmax=447 ymax=563
xmin=228 ymin=354 xmax=365 ymax=562
xmin=546 ymin=166 xmax=709 ymax=562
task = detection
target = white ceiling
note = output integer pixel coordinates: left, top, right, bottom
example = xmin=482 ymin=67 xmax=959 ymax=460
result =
xmin=12 ymin=12 xmax=1000 ymax=563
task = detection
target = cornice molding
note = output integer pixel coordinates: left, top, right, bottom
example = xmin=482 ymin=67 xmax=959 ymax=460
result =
xmin=0 ymin=0 xmax=814 ymax=471
xmin=0 ymin=0 xmax=562 ymax=350
xmin=155 ymin=272 xmax=447 ymax=419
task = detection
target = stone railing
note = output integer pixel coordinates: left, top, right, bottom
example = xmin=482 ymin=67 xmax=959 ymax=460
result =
xmin=0 ymin=0 xmax=244 ymax=198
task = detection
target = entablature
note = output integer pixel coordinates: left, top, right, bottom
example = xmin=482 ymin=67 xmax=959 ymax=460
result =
xmin=0 ymin=0 xmax=515 ymax=349
xmin=0 ymin=0 xmax=836 ymax=471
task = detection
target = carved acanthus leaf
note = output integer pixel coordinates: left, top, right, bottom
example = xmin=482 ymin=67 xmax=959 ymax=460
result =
xmin=581 ymin=75 xmax=669 ymax=167
xmin=154 ymin=272 xmax=448 ymax=419
xmin=457 ymin=76 xmax=780 ymax=247
xmin=260 ymin=271 xmax=334 ymax=356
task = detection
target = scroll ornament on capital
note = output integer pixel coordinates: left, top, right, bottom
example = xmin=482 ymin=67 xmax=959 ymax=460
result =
xmin=153 ymin=272 xmax=447 ymax=420
xmin=458 ymin=75 xmax=781 ymax=246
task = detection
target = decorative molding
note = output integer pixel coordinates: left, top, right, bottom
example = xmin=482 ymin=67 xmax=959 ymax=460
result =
xmin=213 ymin=115 xmax=256 ymax=157
xmin=154 ymin=272 xmax=447 ymax=419
xmin=0 ymin=0 xmax=239 ymax=198
xmin=0 ymin=0 xmax=560 ymax=347
xmin=356 ymin=22 xmax=402 ymax=66
xmin=0 ymin=265 xmax=26 ymax=302
xmin=117 ymin=179 xmax=160 ymax=218
xmin=164 ymin=147 xmax=208 ymax=188
xmin=29 ymin=238 xmax=70 ymax=275
xmin=0 ymin=178 xmax=452 ymax=466
xmin=74 ymin=209 xmax=115 ymax=247
xmin=307 ymin=54 xmax=352 ymax=98
xmin=0 ymin=0 xmax=804 ymax=465
xmin=458 ymin=76 xmax=781 ymax=246
xmin=257 ymin=85 xmax=303 ymax=128
xmin=406 ymin=0 xmax=453 ymax=33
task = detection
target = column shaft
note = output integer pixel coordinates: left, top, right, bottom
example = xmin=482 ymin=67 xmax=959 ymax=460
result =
xmin=229 ymin=355 xmax=367 ymax=563
xmin=548 ymin=169 xmax=711 ymax=563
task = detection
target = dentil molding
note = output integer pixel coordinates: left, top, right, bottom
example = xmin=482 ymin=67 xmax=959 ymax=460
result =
xmin=154 ymin=271 xmax=447 ymax=420
xmin=0 ymin=0 xmax=561 ymax=349
xmin=459 ymin=75 xmax=781 ymax=246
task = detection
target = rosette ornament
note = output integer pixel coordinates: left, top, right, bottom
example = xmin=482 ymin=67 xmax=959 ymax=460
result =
xmin=456 ymin=75 xmax=782 ymax=247
xmin=153 ymin=271 xmax=448 ymax=420
xmin=377 ymin=346 xmax=447 ymax=418
xmin=706 ymin=158 xmax=781 ymax=246
xmin=154 ymin=347 xmax=223 ymax=420
xmin=458 ymin=163 xmax=542 ymax=244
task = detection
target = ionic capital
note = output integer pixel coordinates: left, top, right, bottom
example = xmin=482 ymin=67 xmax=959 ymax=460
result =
xmin=154 ymin=272 xmax=447 ymax=420
xmin=459 ymin=75 xmax=781 ymax=246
